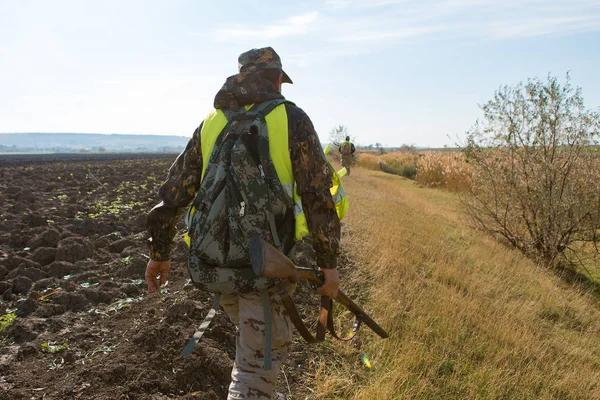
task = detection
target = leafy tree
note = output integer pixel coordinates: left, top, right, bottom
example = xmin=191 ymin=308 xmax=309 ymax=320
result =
xmin=463 ymin=74 xmax=600 ymax=273
xmin=328 ymin=125 xmax=351 ymax=149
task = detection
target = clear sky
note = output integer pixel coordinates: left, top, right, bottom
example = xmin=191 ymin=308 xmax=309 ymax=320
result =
xmin=2 ymin=0 xmax=599 ymax=147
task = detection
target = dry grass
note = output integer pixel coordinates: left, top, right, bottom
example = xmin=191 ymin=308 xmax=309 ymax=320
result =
xmin=357 ymin=152 xmax=419 ymax=179
xmin=415 ymin=151 xmax=472 ymax=192
xmin=357 ymin=151 xmax=472 ymax=191
xmin=314 ymin=166 xmax=600 ymax=399
xmin=356 ymin=153 xmax=380 ymax=171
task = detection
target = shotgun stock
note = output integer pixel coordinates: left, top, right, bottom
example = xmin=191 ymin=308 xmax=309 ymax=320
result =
xmin=249 ymin=235 xmax=389 ymax=340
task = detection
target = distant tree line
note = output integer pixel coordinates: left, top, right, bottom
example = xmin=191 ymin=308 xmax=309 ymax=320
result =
xmin=0 ymin=133 xmax=188 ymax=153
xmin=327 ymin=124 xmax=423 ymax=155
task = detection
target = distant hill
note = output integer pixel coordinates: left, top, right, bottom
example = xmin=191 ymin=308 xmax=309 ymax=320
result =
xmin=0 ymin=133 xmax=189 ymax=153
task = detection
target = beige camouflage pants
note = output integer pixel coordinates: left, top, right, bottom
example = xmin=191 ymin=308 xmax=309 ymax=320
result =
xmin=220 ymin=283 xmax=295 ymax=400
xmin=341 ymin=155 xmax=353 ymax=175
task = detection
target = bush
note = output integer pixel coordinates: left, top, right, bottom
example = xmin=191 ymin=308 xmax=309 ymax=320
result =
xmin=463 ymin=74 xmax=600 ymax=272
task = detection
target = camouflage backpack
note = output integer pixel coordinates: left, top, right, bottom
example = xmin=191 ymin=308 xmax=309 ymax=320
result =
xmin=181 ymin=99 xmax=295 ymax=364
xmin=185 ymin=99 xmax=295 ymax=294
xmin=340 ymin=141 xmax=353 ymax=155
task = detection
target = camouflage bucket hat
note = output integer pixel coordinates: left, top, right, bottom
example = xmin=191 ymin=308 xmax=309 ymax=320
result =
xmin=238 ymin=47 xmax=293 ymax=84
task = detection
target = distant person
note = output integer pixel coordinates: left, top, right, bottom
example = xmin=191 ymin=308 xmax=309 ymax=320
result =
xmin=144 ymin=47 xmax=345 ymax=400
xmin=338 ymin=136 xmax=356 ymax=175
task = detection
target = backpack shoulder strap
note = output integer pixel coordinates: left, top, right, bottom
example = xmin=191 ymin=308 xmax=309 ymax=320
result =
xmin=254 ymin=99 xmax=294 ymax=121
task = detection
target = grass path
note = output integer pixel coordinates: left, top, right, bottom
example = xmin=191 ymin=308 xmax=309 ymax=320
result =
xmin=314 ymin=166 xmax=600 ymax=399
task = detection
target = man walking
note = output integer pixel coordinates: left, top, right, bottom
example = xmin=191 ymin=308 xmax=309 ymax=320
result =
xmin=338 ymin=136 xmax=356 ymax=176
xmin=145 ymin=47 xmax=342 ymax=399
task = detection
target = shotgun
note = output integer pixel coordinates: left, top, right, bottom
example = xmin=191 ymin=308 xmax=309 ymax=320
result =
xmin=249 ymin=235 xmax=389 ymax=342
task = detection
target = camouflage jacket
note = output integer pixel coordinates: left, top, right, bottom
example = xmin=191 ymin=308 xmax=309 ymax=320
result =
xmin=147 ymin=72 xmax=341 ymax=269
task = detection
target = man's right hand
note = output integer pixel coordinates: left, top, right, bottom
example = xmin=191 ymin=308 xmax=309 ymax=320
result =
xmin=145 ymin=259 xmax=171 ymax=293
xmin=317 ymin=268 xmax=340 ymax=299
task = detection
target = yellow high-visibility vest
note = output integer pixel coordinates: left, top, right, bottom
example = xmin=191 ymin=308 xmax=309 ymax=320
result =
xmin=185 ymin=102 xmax=348 ymax=245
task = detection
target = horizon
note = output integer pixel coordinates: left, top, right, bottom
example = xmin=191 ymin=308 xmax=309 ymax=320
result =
xmin=2 ymin=0 xmax=600 ymax=148
xmin=0 ymin=132 xmax=189 ymax=137
xmin=0 ymin=132 xmax=445 ymax=148
xmin=0 ymin=132 xmax=454 ymax=151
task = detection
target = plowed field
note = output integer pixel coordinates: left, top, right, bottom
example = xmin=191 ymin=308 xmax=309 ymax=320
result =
xmin=0 ymin=154 xmax=324 ymax=400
